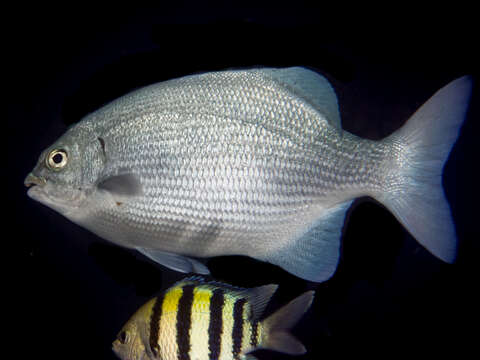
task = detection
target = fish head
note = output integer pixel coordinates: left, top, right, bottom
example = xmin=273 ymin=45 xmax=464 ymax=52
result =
xmin=24 ymin=124 xmax=106 ymax=218
xmin=112 ymin=319 xmax=149 ymax=360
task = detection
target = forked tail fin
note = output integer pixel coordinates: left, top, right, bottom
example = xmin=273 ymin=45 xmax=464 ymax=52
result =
xmin=377 ymin=76 xmax=472 ymax=262
xmin=260 ymin=291 xmax=314 ymax=355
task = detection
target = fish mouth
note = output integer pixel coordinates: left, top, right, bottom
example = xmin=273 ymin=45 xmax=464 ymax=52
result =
xmin=24 ymin=173 xmax=48 ymax=201
xmin=24 ymin=173 xmax=47 ymax=188
xmin=24 ymin=173 xmax=85 ymax=213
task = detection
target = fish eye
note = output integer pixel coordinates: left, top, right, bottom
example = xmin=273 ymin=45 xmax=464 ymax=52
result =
xmin=118 ymin=330 xmax=128 ymax=344
xmin=46 ymin=149 xmax=68 ymax=170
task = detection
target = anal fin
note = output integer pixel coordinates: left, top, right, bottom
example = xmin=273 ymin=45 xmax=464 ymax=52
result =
xmin=262 ymin=201 xmax=352 ymax=282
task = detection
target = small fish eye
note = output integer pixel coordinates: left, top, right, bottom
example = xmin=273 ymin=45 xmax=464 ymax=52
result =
xmin=118 ymin=330 xmax=128 ymax=344
xmin=46 ymin=149 xmax=68 ymax=170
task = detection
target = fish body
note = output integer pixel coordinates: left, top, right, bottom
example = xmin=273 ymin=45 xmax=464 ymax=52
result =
xmin=112 ymin=277 xmax=314 ymax=360
xmin=25 ymin=67 xmax=472 ymax=281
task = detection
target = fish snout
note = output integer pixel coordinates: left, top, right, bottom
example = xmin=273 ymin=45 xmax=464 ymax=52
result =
xmin=24 ymin=173 xmax=47 ymax=188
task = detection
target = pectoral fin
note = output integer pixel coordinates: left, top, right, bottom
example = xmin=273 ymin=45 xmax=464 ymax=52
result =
xmin=98 ymin=173 xmax=143 ymax=197
xmin=136 ymin=248 xmax=210 ymax=275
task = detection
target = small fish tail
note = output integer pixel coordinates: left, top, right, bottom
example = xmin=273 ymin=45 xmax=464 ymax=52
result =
xmin=377 ymin=76 xmax=472 ymax=263
xmin=259 ymin=291 xmax=314 ymax=355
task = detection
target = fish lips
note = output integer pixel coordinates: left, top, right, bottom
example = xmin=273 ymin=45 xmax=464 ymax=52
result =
xmin=24 ymin=173 xmax=47 ymax=201
xmin=24 ymin=173 xmax=70 ymax=211
xmin=24 ymin=173 xmax=46 ymax=188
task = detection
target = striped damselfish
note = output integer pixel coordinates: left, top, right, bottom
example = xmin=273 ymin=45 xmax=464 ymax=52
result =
xmin=112 ymin=277 xmax=314 ymax=360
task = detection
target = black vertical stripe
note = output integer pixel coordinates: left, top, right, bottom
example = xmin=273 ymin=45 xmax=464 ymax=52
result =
xmin=250 ymin=320 xmax=259 ymax=348
xmin=149 ymin=293 xmax=165 ymax=357
xmin=208 ymin=289 xmax=225 ymax=360
xmin=177 ymin=285 xmax=195 ymax=360
xmin=232 ymin=298 xmax=246 ymax=359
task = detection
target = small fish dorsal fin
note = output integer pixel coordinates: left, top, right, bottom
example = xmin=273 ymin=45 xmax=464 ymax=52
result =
xmin=260 ymin=67 xmax=342 ymax=134
xmin=244 ymin=284 xmax=278 ymax=320
xmin=172 ymin=276 xmax=278 ymax=320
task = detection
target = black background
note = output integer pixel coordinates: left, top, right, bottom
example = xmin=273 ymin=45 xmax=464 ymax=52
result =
xmin=6 ymin=3 xmax=479 ymax=359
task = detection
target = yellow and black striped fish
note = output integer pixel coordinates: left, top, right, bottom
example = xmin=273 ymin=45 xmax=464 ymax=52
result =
xmin=112 ymin=277 xmax=314 ymax=360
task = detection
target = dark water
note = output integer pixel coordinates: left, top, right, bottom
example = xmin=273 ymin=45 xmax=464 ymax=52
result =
xmin=7 ymin=4 xmax=478 ymax=359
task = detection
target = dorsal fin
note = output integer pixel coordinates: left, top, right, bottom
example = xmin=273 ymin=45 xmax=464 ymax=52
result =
xmin=173 ymin=276 xmax=278 ymax=319
xmin=260 ymin=67 xmax=342 ymax=133
xmin=175 ymin=276 xmax=249 ymax=293
xmin=244 ymin=284 xmax=278 ymax=320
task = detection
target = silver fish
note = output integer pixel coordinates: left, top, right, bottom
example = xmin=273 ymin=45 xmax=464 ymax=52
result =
xmin=24 ymin=67 xmax=472 ymax=282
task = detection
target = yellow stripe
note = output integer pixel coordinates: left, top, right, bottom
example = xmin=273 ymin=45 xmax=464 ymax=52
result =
xmin=189 ymin=288 xmax=213 ymax=360
xmin=219 ymin=294 xmax=236 ymax=360
xmin=257 ymin=323 xmax=264 ymax=348
xmin=162 ymin=286 xmax=183 ymax=314
xmin=157 ymin=286 xmax=183 ymax=360
xmin=241 ymin=304 xmax=253 ymax=354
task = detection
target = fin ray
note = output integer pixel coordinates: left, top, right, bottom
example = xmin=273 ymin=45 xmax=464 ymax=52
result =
xmin=261 ymin=67 xmax=342 ymax=133
xmin=377 ymin=76 xmax=472 ymax=262
xmin=136 ymin=248 xmax=210 ymax=274
xmin=244 ymin=285 xmax=278 ymax=320
xmin=260 ymin=291 xmax=314 ymax=355
xmin=98 ymin=173 xmax=143 ymax=197
xmin=261 ymin=201 xmax=352 ymax=282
